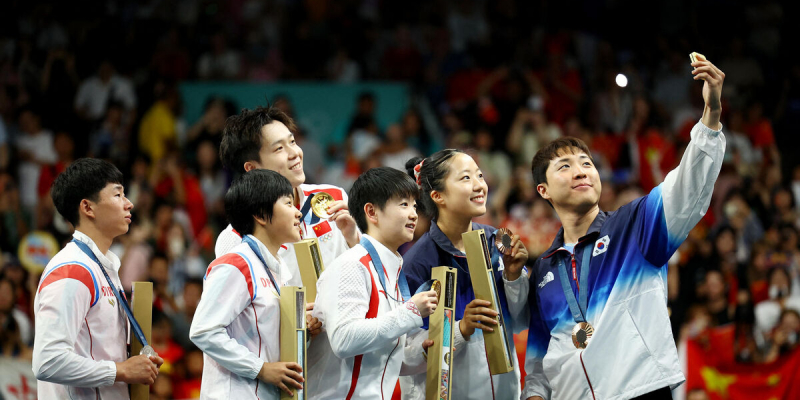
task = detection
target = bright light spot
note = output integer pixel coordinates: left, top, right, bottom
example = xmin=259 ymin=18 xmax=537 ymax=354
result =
xmin=615 ymin=73 xmax=628 ymax=88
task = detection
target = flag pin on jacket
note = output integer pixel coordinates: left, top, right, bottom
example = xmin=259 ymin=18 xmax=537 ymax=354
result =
xmin=593 ymin=235 xmax=610 ymax=256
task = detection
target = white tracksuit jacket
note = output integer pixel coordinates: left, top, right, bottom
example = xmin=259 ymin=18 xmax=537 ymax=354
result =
xmin=307 ymin=235 xmax=426 ymax=400
xmin=190 ymin=236 xmax=294 ymax=400
xmin=32 ymin=231 xmax=129 ymax=400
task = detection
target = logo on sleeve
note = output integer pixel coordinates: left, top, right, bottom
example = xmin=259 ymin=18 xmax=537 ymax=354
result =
xmin=593 ymin=235 xmax=610 ymax=257
xmin=539 ymin=271 xmax=554 ymax=288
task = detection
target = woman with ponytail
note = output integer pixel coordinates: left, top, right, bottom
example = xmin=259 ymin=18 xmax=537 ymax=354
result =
xmin=400 ymin=150 xmax=530 ymax=400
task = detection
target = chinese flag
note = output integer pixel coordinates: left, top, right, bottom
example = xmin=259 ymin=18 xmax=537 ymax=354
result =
xmin=312 ymin=221 xmax=332 ymax=237
xmin=684 ymin=325 xmax=800 ymax=400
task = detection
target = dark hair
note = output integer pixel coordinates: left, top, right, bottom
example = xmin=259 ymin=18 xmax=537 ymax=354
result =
xmin=530 ymin=137 xmax=593 ymax=187
xmin=219 ymin=105 xmax=297 ymax=174
xmin=404 ymin=149 xmax=465 ymax=220
xmin=224 ymin=169 xmax=293 ymax=235
xmin=349 ymin=167 xmax=419 ymax=233
xmin=51 ymin=158 xmax=124 ymax=227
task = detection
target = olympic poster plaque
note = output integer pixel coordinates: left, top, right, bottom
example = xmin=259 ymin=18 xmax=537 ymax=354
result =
xmin=279 ymin=287 xmax=307 ymax=400
xmin=426 ymin=266 xmax=457 ymax=400
xmin=462 ymin=229 xmax=514 ymax=375
xmin=293 ymin=238 xmax=325 ymax=300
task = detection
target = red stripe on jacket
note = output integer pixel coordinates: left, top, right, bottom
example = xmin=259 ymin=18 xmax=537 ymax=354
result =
xmin=39 ymin=264 xmax=97 ymax=306
xmin=206 ymin=253 xmax=256 ymax=299
xmin=345 ymin=254 xmax=381 ymax=400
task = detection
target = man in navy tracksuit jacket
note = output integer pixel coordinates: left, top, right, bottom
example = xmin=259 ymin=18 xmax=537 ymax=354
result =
xmin=519 ymin=56 xmax=726 ymax=400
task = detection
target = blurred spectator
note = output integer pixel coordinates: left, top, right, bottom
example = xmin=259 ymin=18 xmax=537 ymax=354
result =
xmin=763 ymin=309 xmax=800 ymax=363
xmin=89 ymin=101 xmax=129 ymax=164
xmin=506 ymin=105 xmax=562 ymax=167
xmin=0 ymin=174 xmax=28 ymax=253
xmin=151 ymin=309 xmax=184 ymax=375
xmin=185 ymin=97 xmax=233 ymax=162
xmin=447 ymin=0 xmax=489 ymax=53
xmin=652 ymin=51 xmax=691 ymax=117
xmin=152 ymin=373 xmax=174 ymax=400
xmin=35 ymin=131 xmax=73 ymax=229
xmin=197 ymin=32 xmax=241 ymax=80
xmin=400 ymin=108 xmax=431 ymax=156
xmin=718 ymin=38 xmax=764 ymax=103
xmin=74 ymin=59 xmax=136 ymax=123
xmin=173 ymin=349 xmax=203 ymax=399
xmin=39 ymin=49 xmax=79 ymax=131
xmin=473 ymin=126 xmax=511 ymax=191
xmin=327 ymin=46 xmax=361 ymax=83
xmin=702 ymin=270 xmax=734 ymax=326
xmin=722 ymin=110 xmax=758 ymax=177
xmin=138 ymin=85 xmax=181 ymax=164
xmin=720 ymin=189 xmax=765 ymax=264
xmin=195 ymin=140 xmax=226 ymax=223
xmin=15 ymin=106 xmax=56 ymax=214
xmin=592 ymin=71 xmax=635 ymax=134
xmin=744 ymin=101 xmax=777 ymax=160
xmin=151 ymin=153 xmax=207 ymax=240
xmin=0 ymin=277 xmax=32 ymax=359
xmin=535 ymin=54 xmax=584 ymax=126
xmin=169 ymin=278 xmax=202 ymax=350
xmin=378 ymin=123 xmax=420 ymax=172
xmin=755 ymin=267 xmax=800 ymax=348
xmin=686 ymin=388 xmax=711 ymax=400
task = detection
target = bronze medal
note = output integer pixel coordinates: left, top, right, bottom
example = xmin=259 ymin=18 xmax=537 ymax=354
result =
xmin=310 ymin=192 xmax=334 ymax=218
xmin=431 ymin=279 xmax=442 ymax=300
xmin=495 ymin=228 xmax=514 ymax=256
xmin=571 ymin=322 xmax=594 ymax=349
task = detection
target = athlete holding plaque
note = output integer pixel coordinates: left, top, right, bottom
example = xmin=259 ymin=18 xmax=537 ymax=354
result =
xmin=520 ymin=54 xmax=726 ymax=399
xmin=33 ymin=158 xmax=163 ymax=400
xmin=215 ymin=104 xmax=359 ymax=287
xmin=400 ymin=150 xmax=530 ymax=400
xmin=307 ymin=167 xmax=438 ymax=400
xmin=190 ymin=170 xmax=321 ymax=399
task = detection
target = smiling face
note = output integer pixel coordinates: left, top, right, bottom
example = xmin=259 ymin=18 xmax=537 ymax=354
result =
xmin=267 ymin=195 xmax=303 ymax=245
xmin=433 ymin=153 xmax=488 ymax=219
xmin=537 ymin=148 xmax=601 ymax=214
xmin=373 ymin=195 xmax=418 ymax=250
xmin=88 ymin=183 xmax=134 ymax=239
xmin=249 ymin=121 xmax=305 ymax=188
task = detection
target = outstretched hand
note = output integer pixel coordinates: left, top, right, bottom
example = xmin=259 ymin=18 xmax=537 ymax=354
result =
xmin=691 ymin=53 xmax=725 ymax=130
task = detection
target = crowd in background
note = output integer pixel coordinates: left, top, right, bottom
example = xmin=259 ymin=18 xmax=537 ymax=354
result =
xmin=1 ymin=1 xmax=800 ymax=399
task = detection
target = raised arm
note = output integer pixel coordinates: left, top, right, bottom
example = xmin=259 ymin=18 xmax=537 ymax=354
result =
xmin=636 ymin=55 xmax=726 ymax=266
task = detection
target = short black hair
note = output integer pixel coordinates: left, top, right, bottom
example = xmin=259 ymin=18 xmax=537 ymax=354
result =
xmin=51 ymin=158 xmax=124 ymax=227
xmin=349 ymin=167 xmax=419 ymax=233
xmin=224 ymin=169 xmax=293 ymax=236
xmin=219 ymin=105 xmax=297 ymax=175
xmin=405 ymin=149 xmax=465 ymax=220
xmin=531 ymin=137 xmax=593 ymax=187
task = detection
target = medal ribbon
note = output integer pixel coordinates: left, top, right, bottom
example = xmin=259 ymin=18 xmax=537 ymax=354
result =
xmin=299 ymin=192 xmax=321 ymax=226
xmin=71 ymin=239 xmax=150 ymax=348
xmin=242 ymin=235 xmax=282 ymax=296
xmin=360 ymin=236 xmax=411 ymax=302
xmin=557 ymin=245 xmax=592 ymax=323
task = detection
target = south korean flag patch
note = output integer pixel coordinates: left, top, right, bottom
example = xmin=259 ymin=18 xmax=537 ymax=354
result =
xmin=593 ymin=235 xmax=610 ymax=257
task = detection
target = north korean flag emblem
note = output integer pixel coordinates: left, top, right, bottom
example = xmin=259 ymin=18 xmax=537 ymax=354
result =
xmin=593 ymin=235 xmax=610 ymax=257
xmin=312 ymin=221 xmax=332 ymax=238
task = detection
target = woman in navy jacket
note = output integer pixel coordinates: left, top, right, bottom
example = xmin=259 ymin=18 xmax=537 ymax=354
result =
xmin=400 ymin=149 xmax=530 ymax=400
